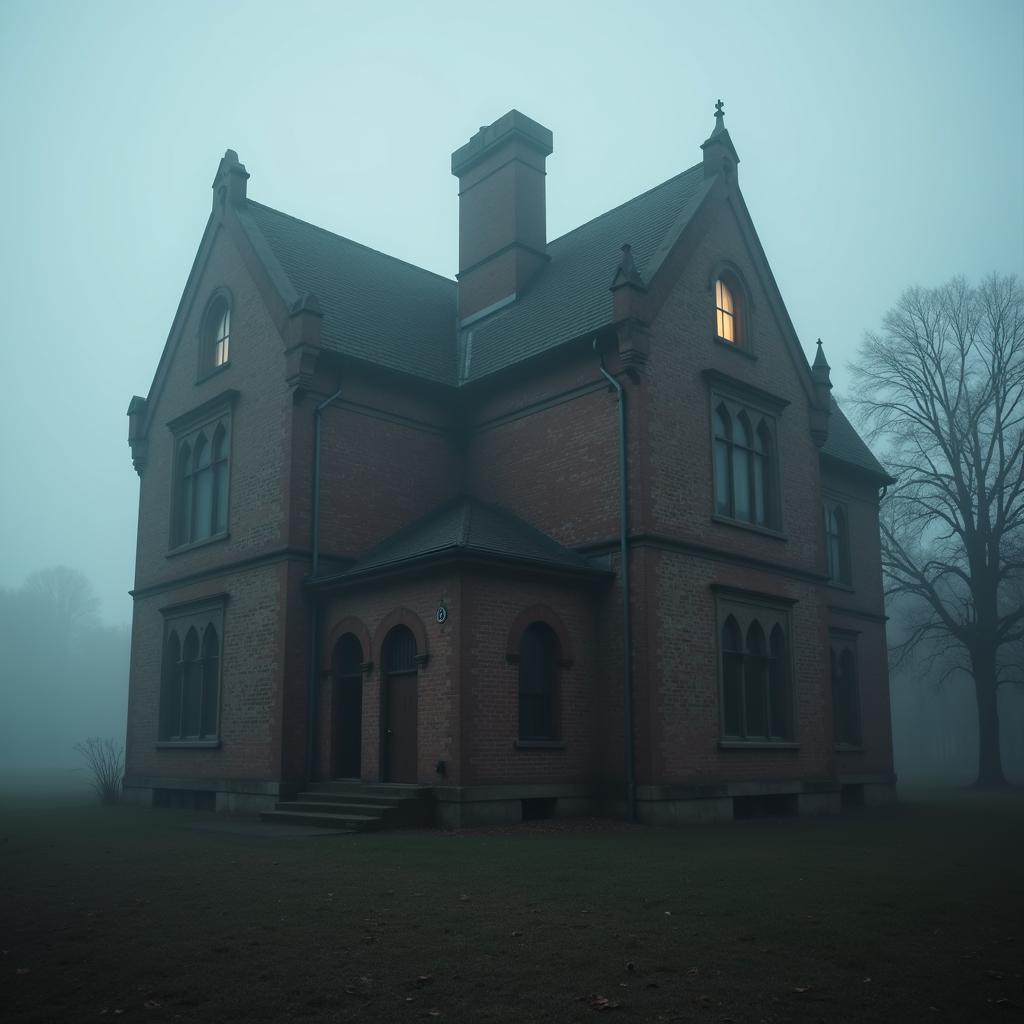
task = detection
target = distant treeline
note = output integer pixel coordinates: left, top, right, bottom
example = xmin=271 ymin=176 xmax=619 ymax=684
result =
xmin=0 ymin=567 xmax=129 ymax=786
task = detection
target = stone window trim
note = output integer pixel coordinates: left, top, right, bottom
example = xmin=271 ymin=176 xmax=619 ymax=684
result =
xmin=704 ymin=370 xmax=788 ymax=533
xmin=712 ymin=585 xmax=797 ymax=745
xmin=505 ymin=604 xmax=575 ymax=667
xmin=196 ymin=287 xmax=233 ymax=382
xmin=372 ymin=607 xmax=429 ymax=674
xmin=707 ymin=260 xmax=755 ymax=352
xmin=322 ymin=616 xmax=374 ymax=675
xmin=166 ymin=390 xmax=238 ymax=554
xmin=156 ymin=595 xmax=227 ymax=747
xmin=830 ymin=628 xmax=863 ymax=750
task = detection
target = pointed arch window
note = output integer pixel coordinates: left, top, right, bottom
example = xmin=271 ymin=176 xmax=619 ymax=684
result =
xmin=830 ymin=634 xmax=861 ymax=747
xmin=158 ymin=602 xmax=224 ymax=744
xmin=201 ymin=295 xmax=231 ymax=375
xmin=714 ymin=272 xmax=749 ymax=346
xmin=716 ymin=596 xmax=793 ymax=742
xmin=711 ymin=396 xmax=778 ymax=529
xmin=169 ymin=407 xmax=232 ymax=549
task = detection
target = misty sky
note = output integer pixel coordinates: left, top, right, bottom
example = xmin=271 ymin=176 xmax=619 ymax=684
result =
xmin=1 ymin=0 xmax=1022 ymax=626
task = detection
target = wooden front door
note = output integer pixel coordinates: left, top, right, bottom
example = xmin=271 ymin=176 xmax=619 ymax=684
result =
xmin=331 ymin=634 xmax=363 ymax=779
xmin=382 ymin=625 xmax=418 ymax=783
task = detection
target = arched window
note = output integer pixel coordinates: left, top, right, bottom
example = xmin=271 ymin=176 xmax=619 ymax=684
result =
xmin=824 ymin=502 xmax=851 ymax=584
xmin=203 ymin=297 xmax=231 ymax=373
xmin=718 ymin=601 xmax=792 ymax=742
xmin=518 ymin=622 xmax=559 ymax=741
xmin=170 ymin=415 xmax=230 ymax=548
xmin=831 ymin=637 xmax=861 ymax=746
xmin=158 ymin=602 xmax=225 ymax=743
xmin=715 ymin=274 xmax=747 ymax=345
xmin=711 ymin=399 xmax=777 ymax=528
xmin=715 ymin=278 xmax=738 ymax=343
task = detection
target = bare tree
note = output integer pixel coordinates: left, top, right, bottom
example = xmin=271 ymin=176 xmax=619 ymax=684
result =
xmin=23 ymin=566 xmax=100 ymax=650
xmin=850 ymin=274 xmax=1024 ymax=786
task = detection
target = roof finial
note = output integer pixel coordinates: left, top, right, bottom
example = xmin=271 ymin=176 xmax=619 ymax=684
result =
xmin=715 ymin=98 xmax=725 ymax=125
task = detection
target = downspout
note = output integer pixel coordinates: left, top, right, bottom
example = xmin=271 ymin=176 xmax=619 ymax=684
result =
xmin=306 ymin=380 xmax=345 ymax=784
xmin=594 ymin=339 xmax=636 ymax=821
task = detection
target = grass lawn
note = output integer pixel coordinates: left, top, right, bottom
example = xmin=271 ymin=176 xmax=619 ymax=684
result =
xmin=2 ymin=792 xmax=1022 ymax=1023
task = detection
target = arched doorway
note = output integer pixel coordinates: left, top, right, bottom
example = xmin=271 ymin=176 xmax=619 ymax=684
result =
xmin=382 ymin=624 xmax=418 ymax=783
xmin=331 ymin=633 xmax=363 ymax=779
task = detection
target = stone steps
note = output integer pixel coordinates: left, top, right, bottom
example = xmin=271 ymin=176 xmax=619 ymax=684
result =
xmin=261 ymin=782 xmax=433 ymax=832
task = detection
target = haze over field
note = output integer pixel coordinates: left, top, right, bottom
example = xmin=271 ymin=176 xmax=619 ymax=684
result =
xmin=0 ymin=0 xmax=1021 ymax=783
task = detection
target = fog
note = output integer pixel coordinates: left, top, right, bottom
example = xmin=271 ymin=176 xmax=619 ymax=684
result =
xmin=0 ymin=1 xmax=1021 ymax=788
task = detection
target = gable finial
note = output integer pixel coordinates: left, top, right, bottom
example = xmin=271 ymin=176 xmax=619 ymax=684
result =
xmin=715 ymin=99 xmax=725 ymax=124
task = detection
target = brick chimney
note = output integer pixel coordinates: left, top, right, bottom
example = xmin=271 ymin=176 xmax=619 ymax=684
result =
xmin=451 ymin=110 xmax=553 ymax=322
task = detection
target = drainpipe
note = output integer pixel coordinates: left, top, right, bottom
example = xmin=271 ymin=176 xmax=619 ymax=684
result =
xmin=306 ymin=380 xmax=345 ymax=783
xmin=594 ymin=339 xmax=636 ymax=821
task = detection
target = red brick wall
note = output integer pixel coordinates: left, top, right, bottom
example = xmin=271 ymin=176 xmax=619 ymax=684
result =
xmin=125 ymin=560 xmax=291 ymax=782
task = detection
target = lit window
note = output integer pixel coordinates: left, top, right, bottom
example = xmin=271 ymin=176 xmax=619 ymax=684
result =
xmin=201 ymin=296 xmax=231 ymax=375
xmin=716 ymin=279 xmax=737 ymax=342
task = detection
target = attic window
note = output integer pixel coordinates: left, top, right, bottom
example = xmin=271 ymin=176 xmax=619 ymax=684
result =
xmin=715 ymin=277 xmax=741 ymax=344
xmin=201 ymin=295 xmax=231 ymax=375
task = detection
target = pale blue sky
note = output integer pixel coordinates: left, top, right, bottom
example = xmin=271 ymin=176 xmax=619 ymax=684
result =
xmin=1 ymin=0 xmax=1022 ymax=623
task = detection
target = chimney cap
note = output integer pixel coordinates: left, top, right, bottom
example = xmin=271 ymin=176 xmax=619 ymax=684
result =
xmin=452 ymin=109 xmax=553 ymax=176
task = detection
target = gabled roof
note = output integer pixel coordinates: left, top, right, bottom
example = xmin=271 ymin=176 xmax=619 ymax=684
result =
xmin=821 ymin=399 xmax=896 ymax=483
xmin=318 ymin=497 xmax=610 ymax=585
xmin=240 ymin=202 xmax=458 ymax=385
xmin=460 ymin=164 xmax=713 ymax=382
xmin=235 ymin=160 xmax=883 ymax=483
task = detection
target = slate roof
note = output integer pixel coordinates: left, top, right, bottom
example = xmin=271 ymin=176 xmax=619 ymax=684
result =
xmin=237 ymin=165 xmax=882 ymax=481
xmin=821 ymin=399 xmax=895 ymax=482
xmin=240 ymin=202 xmax=458 ymax=385
xmin=460 ymin=164 xmax=713 ymax=381
xmin=325 ymin=497 xmax=609 ymax=584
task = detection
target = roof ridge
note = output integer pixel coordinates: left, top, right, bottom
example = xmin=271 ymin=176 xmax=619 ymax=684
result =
xmin=246 ymin=200 xmax=457 ymax=287
xmin=547 ymin=161 xmax=704 ymax=250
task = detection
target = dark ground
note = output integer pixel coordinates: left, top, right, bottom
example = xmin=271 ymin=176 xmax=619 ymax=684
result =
xmin=2 ymin=790 xmax=1022 ymax=1023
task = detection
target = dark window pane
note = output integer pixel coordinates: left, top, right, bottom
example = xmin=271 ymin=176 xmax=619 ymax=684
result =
xmin=201 ymin=626 xmax=219 ymax=738
xmin=744 ymin=656 xmax=769 ymax=737
xmin=383 ymin=625 xmax=417 ymax=674
xmin=335 ymin=633 xmax=363 ymax=675
xmin=733 ymin=443 xmax=751 ymax=521
xmin=160 ymin=631 xmax=182 ymax=739
xmin=723 ymin=651 xmax=744 ymax=737
xmin=519 ymin=622 xmax=557 ymax=739
xmin=769 ymin=626 xmax=788 ymax=738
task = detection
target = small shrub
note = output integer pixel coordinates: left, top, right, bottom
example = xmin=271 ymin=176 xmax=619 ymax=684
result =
xmin=75 ymin=737 xmax=124 ymax=804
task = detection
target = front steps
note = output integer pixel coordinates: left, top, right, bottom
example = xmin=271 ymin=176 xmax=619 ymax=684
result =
xmin=260 ymin=781 xmax=433 ymax=832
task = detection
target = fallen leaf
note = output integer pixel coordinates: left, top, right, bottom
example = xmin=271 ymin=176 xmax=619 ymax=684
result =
xmin=793 ymin=986 xmax=810 ymax=994
xmin=625 ymin=961 xmax=636 ymax=972
xmin=15 ymin=967 xmax=30 ymax=975
xmin=511 ymin=931 xmax=522 ymax=937
xmin=579 ymin=993 xmax=620 ymax=1011
xmin=427 ymin=1010 xmax=441 ymax=1018
xmin=416 ymin=975 xmax=434 ymax=987
xmin=144 ymin=1000 xmax=161 ymax=1008
xmin=459 ymin=895 xmax=471 ymax=902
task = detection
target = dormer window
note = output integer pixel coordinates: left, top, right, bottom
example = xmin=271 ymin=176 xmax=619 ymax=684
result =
xmin=715 ymin=277 xmax=741 ymax=344
xmin=201 ymin=294 xmax=231 ymax=376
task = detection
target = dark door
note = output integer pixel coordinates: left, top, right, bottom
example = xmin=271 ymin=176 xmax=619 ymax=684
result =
xmin=331 ymin=634 xmax=363 ymax=779
xmin=382 ymin=625 xmax=418 ymax=783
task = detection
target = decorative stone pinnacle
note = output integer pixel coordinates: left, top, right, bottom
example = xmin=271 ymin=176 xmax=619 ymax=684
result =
xmin=715 ymin=99 xmax=724 ymax=123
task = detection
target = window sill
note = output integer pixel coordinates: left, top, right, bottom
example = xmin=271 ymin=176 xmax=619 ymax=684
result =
xmin=711 ymin=515 xmax=787 ymax=541
xmin=167 ymin=532 xmax=229 ymax=558
xmin=827 ymin=580 xmax=855 ymax=593
xmin=514 ymin=739 xmax=565 ymax=751
xmin=719 ymin=740 xmax=799 ymax=750
xmin=195 ymin=362 xmax=231 ymax=385
xmin=714 ymin=335 xmax=757 ymax=360
xmin=156 ymin=740 xmax=221 ymax=749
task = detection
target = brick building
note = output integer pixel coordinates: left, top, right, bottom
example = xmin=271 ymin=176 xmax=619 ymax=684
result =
xmin=124 ymin=105 xmax=896 ymax=825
